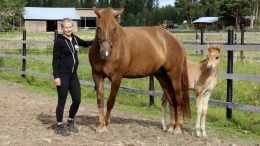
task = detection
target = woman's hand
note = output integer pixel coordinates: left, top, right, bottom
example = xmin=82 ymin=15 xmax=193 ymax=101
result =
xmin=54 ymin=78 xmax=61 ymax=86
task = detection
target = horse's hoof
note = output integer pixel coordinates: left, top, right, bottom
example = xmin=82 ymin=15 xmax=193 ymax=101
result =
xmin=173 ymin=129 xmax=183 ymax=134
xmin=167 ymin=127 xmax=174 ymax=133
xmin=96 ymin=126 xmax=107 ymax=133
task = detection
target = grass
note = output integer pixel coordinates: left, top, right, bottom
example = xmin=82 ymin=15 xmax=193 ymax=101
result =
xmin=0 ymin=30 xmax=260 ymax=143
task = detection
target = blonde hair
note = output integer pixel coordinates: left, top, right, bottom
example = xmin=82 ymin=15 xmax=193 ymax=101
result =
xmin=61 ymin=18 xmax=73 ymax=28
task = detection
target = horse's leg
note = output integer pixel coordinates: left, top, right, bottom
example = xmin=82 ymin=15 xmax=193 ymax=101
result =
xmin=105 ymin=76 xmax=122 ymax=126
xmin=195 ymin=90 xmax=204 ymax=137
xmin=167 ymin=70 xmax=183 ymax=134
xmin=92 ymin=73 xmax=106 ymax=132
xmin=201 ymin=91 xmax=211 ymax=138
xmin=161 ymin=93 xmax=168 ymax=131
xmin=155 ymin=74 xmax=175 ymax=132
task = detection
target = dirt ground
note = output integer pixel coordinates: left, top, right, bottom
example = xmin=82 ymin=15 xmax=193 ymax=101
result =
xmin=0 ymin=80 xmax=258 ymax=146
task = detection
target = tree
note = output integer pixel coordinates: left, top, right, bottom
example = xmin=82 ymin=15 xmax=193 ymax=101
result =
xmin=97 ymin=0 xmax=109 ymax=8
xmin=174 ymin=0 xmax=193 ymax=23
xmin=110 ymin=0 xmax=121 ymax=8
xmin=0 ymin=0 xmax=26 ymax=31
xmin=220 ymin=0 xmax=251 ymax=29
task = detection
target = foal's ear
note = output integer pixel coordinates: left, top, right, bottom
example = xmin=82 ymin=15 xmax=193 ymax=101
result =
xmin=216 ymin=44 xmax=221 ymax=52
xmin=114 ymin=8 xmax=124 ymax=18
xmin=93 ymin=7 xmax=102 ymax=18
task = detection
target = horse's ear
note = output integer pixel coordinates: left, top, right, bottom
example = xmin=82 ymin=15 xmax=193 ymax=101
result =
xmin=114 ymin=8 xmax=124 ymax=18
xmin=93 ymin=7 xmax=102 ymax=18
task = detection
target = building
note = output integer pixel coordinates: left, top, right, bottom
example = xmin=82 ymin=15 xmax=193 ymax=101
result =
xmin=192 ymin=17 xmax=219 ymax=29
xmin=76 ymin=8 xmax=97 ymax=29
xmin=23 ymin=7 xmax=81 ymax=32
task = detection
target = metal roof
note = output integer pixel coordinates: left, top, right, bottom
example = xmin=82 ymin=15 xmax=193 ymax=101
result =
xmin=192 ymin=17 xmax=219 ymax=24
xmin=23 ymin=7 xmax=81 ymax=20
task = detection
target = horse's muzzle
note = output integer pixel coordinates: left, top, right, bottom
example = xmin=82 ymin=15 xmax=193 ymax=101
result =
xmin=100 ymin=48 xmax=111 ymax=60
xmin=206 ymin=66 xmax=213 ymax=73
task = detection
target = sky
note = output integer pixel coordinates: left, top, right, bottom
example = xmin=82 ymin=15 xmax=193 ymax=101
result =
xmin=158 ymin=0 xmax=175 ymax=7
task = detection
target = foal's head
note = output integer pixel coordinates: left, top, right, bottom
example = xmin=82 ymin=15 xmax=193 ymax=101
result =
xmin=93 ymin=7 xmax=123 ymax=60
xmin=205 ymin=44 xmax=221 ymax=73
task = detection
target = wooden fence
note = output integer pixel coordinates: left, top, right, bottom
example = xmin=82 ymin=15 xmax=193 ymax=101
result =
xmin=0 ymin=30 xmax=260 ymax=120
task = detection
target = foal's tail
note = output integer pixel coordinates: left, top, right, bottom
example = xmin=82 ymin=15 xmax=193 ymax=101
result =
xmin=182 ymin=56 xmax=191 ymax=118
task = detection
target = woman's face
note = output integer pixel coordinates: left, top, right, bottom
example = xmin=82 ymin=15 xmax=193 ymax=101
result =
xmin=62 ymin=22 xmax=73 ymax=37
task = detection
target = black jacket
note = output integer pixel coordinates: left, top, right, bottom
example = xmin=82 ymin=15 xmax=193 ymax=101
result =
xmin=52 ymin=34 xmax=92 ymax=78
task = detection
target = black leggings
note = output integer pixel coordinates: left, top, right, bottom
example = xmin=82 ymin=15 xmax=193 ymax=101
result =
xmin=56 ymin=73 xmax=81 ymax=122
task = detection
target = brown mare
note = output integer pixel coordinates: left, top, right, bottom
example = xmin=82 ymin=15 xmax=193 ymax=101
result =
xmin=89 ymin=7 xmax=191 ymax=133
xmin=162 ymin=44 xmax=221 ymax=137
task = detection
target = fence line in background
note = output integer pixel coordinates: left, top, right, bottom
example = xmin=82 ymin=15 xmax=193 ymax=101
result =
xmin=1 ymin=30 xmax=260 ymax=118
xmin=0 ymin=66 xmax=259 ymax=113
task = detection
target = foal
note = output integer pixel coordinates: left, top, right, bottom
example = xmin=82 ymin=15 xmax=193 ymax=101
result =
xmin=162 ymin=44 xmax=221 ymax=137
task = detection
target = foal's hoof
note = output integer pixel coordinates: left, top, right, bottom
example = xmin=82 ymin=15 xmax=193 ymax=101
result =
xmin=96 ymin=126 xmax=107 ymax=133
xmin=202 ymin=132 xmax=207 ymax=138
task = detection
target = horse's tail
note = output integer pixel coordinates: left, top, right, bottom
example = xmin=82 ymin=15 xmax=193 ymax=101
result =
xmin=182 ymin=56 xmax=191 ymax=118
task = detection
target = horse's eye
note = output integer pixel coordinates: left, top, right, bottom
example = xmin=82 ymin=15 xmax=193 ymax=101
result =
xmin=216 ymin=57 xmax=219 ymax=59
xmin=113 ymin=27 xmax=116 ymax=31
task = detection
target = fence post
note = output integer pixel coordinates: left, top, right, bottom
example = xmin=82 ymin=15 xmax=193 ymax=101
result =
xmin=149 ymin=75 xmax=154 ymax=107
xmin=54 ymin=30 xmax=58 ymax=41
xmin=21 ymin=30 xmax=26 ymax=77
xmin=226 ymin=29 xmax=234 ymax=120
xmin=240 ymin=24 xmax=245 ymax=61
xmin=200 ymin=28 xmax=204 ymax=56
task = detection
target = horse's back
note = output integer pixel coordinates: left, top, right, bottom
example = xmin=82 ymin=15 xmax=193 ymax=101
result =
xmin=122 ymin=27 xmax=185 ymax=67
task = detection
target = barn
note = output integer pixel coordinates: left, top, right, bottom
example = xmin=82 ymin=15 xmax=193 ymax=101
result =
xmin=192 ymin=17 xmax=219 ymax=29
xmin=22 ymin=7 xmax=81 ymax=32
xmin=76 ymin=8 xmax=97 ymax=29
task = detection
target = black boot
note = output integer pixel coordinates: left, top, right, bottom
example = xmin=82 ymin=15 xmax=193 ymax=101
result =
xmin=55 ymin=124 xmax=70 ymax=136
xmin=67 ymin=119 xmax=78 ymax=133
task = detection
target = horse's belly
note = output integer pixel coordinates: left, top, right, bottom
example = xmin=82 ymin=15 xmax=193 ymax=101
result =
xmin=123 ymin=70 xmax=154 ymax=78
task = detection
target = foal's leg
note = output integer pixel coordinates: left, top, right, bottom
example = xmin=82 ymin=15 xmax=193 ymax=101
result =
xmin=155 ymin=74 xmax=175 ymax=132
xmin=201 ymin=91 xmax=211 ymax=138
xmin=92 ymin=73 xmax=106 ymax=132
xmin=195 ymin=90 xmax=204 ymax=137
xmin=105 ymin=76 xmax=122 ymax=126
xmin=161 ymin=93 xmax=168 ymax=131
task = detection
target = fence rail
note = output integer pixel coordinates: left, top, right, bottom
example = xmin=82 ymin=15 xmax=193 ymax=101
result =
xmin=0 ymin=66 xmax=259 ymax=113
xmin=1 ymin=30 xmax=260 ymax=118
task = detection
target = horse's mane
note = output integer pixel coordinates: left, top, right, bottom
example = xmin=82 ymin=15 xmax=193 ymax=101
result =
xmin=98 ymin=7 xmax=120 ymax=28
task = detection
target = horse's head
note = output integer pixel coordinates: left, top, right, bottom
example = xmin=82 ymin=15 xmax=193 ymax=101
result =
xmin=205 ymin=44 xmax=221 ymax=73
xmin=93 ymin=7 xmax=124 ymax=60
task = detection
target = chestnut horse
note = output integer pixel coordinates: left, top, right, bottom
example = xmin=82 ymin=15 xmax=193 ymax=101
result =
xmin=161 ymin=44 xmax=221 ymax=137
xmin=89 ymin=7 xmax=190 ymax=133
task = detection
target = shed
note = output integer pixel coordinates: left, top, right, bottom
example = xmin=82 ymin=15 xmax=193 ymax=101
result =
xmin=192 ymin=17 xmax=219 ymax=29
xmin=23 ymin=7 xmax=81 ymax=32
xmin=75 ymin=8 xmax=122 ymax=30
xmin=76 ymin=8 xmax=97 ymax=29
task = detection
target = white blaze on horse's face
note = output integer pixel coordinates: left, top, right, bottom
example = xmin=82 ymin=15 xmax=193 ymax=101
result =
xmin=96 ymin=25 xmax=115 ymax=60
xmin=93 ymin=7 xmax=123 ymax=60
xmin=206 ymin=45 xmax=221 ymax=73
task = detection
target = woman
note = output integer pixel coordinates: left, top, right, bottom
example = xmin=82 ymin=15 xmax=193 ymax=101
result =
xmin=52 ymin=18 xmax=92 ymax=136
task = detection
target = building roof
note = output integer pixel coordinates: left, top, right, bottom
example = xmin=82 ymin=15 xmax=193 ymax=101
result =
xmin=76 ymin=8 xmax=97 ymax=17
xmin=23 ymin=7 xmax=81 ymax=20
xmin=192 ymin=17 xmax=219 ymax=24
